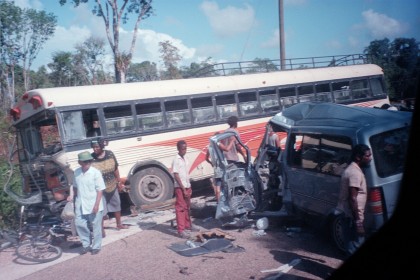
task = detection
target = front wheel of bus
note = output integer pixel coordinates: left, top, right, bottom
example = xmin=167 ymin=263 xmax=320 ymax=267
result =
xmin=129 ymin=167 xmax=174 ymax=207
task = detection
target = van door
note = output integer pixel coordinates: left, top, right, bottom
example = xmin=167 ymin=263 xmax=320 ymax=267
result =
xmin=285 ymin=132 xmax=352 ymax=216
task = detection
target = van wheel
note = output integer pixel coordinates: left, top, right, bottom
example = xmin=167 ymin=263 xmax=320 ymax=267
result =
xmin=331 ymin=214 xmax=350 ymax=253
xmin=129 ymin=167 xmax=174 ymax=207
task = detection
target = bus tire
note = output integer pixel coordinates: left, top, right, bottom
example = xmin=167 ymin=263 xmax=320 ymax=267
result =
xmin=129 ymin=167 xmax=174 ymax=207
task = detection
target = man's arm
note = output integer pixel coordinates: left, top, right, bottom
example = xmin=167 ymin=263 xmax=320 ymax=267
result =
xmin=349 ymin=186 xmax=364 ymax=234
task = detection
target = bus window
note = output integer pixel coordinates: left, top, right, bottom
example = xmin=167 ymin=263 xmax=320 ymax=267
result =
xmin=369 ymin=77 xmax=385 ymax=97
xmin=104 ymin=105 xmax=134 ymax=135
xmin=191 ymin=96 xmax=216 ymax=124
xmin=279 ymin=87 xmax=297 ymax=108
xmin=315 ymin=83 xmax=332 ymax=102
xmin=62 ymin=111 xmax=86 ymax=141
xmin=136 ymin=102 xmax=164 ymax=130
xmin=216 ymin=94 xmax=237 ymax=119
xmin=332 ymin=81 xmax=350 ymax=103
xmin=297 ymin=85 xmax=315 ymax=103
xmin=165 ymin=99 xmax=191 ymax=127
xmin=238 ymin=91 xmax=259 ymax=116
xmin=351 ymin=79 xmax=370 ymax=100
xmin=259 ymin=89 xmax=280 ymax=113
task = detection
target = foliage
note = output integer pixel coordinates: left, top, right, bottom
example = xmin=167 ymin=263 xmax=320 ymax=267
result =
xmin=59 ymin=0 xmax=154 ymax=83
xmin=127 ymin=61 xmax=159 ymax=82
xmin=74 ymin=36 xmax=107 ymax=85
xmin=0 ymin=113 xmax=19 ymax=228
xmin=158 ymin=40 xmax=182 ymax=79
xmin=364 ymin=38 xmax=419 ymax=100
xmin=246 ymin=58 xmax=279 ymax=73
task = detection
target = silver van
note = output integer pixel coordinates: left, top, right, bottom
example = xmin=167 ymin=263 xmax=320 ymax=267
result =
xmin=209 ymin=102 xmax=412 ymax=252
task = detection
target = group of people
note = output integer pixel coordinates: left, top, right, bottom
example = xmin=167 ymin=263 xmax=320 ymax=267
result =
xmin=67 ymin=138 xmax=128 ymax=255
xmin=66 ymin=113 xmax=371 ymax=255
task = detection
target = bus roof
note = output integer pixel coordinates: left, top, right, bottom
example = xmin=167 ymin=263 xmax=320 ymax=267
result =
xmin=24 ymin=64 xmax=382 ymax=108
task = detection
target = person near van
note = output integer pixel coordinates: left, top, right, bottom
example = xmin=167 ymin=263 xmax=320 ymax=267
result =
xmin=337 ymin=144 xmax=372 ymax=254
xmin=90 ymin=138 xmax=128 ymax=239
xmin=266 ymin=124 xmax=281 ymax=148
xmin=172 ymin=140 xmax=197 ymax=238
xmin=71 ymin=151 xmax=106 ymax=255
xmin=223 ymin=116 xmax=246 ymax=164
xmin=206 ymin=133 xmax=234 ymax=201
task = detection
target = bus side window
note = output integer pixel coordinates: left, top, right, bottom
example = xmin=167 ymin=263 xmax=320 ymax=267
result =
xmin=136 ymin=102 xmax=164 ymax=130
xmin=351 ymin=79 xmax=370 ymax=99
xmin=369 ymin=77 xmax=385 ymax=97
xmin=165 ymin=99 xmax=191 ymax=127
xmin=332 ymin=81 xmax=350 ymax=103
xmin=279 ymin=87 xmax=297 ymax=108
xmin=259 ymin=89 xmax=280 ymax=113
xmin=104 ymin=105 xmax=134 ymax=134
xmin=297 ymin=85 xmax=316 ymax=103
xmin=216 ymin=94 xmax=237 ymax=119
xmin=238 ymin=91 xmax=259 ymax=116
xmin=191 ymin=96 xmax=216 ymax=124
xmin=315 ymin=83 xmax=333 ymax=102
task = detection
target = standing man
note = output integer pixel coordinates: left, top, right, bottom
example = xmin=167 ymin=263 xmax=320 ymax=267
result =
xmin=223 ymin=116 xmax=246 ymax=164
xmin=91 ymin=138 xmax=128 ymax=238
xmin=172 ymin=140 xmax=194 ymax=238
xmin=337 ymin=144 xmax=372 ymax=255
xmin=70 ymin=151 xmax=106 ymax=255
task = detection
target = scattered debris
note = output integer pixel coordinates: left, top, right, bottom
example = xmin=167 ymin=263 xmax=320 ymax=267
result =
xmin=252 ymin=229 xmax=267 ymax=237
xmin=194 ymin=228 xmax=236 ymax=242
xmin=168 ymin=238 xmax=233 ymax=257
xmin=261 ymin=258 xmax=301 ymax=279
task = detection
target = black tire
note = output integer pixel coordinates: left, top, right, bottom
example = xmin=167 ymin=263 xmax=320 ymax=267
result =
xmin=330 ymin=214 xmax=351 ymax=253
xmin=129 ymin=167 xmax=174 ymax=207
xmin=16 ymin=240 xmax=62 ymax=263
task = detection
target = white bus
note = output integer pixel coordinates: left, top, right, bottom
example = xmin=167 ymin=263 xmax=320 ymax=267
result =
xmin=7 ymin=55 xmax=390 ymax=207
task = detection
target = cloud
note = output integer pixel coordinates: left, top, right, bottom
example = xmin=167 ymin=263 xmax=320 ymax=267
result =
xmin=261 ymin=29 xmax=280 ymax=49
xmin=325 ymin=40 xmax=342 ymax=50
xmin=14 ymin=0 xmax=43 ymax=9
xmin=362 ymin=9 xmax=408 ymax=38
xmin=200 ymin=1 xmax=256 ymax=38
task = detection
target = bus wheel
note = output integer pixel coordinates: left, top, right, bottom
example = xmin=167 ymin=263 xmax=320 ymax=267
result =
xmin=129 ymin=167 xmax=174 ymax=207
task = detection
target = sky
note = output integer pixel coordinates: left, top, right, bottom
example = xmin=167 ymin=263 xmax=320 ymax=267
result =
xmin=13 ymin=0 xmax=420 ymax=71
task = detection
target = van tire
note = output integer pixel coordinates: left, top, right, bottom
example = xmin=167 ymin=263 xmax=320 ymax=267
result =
xmin=330 ymin=214 xmax=351 ymax=253
xmin=129 ymin=167 xmax=174 ymax=207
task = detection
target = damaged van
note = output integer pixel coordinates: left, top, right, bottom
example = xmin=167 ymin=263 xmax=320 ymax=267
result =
xmin=209 ymin=102 xmax=412 ymax=252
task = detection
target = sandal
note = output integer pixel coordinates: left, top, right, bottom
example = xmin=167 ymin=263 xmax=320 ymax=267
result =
xmin=117 ymin=224 xmax=129 ymax=230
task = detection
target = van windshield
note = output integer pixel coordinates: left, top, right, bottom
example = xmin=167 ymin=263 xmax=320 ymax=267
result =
xmin=370 ymin=127 xmax=410 ymax=178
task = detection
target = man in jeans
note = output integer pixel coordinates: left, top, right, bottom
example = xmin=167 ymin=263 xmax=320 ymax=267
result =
xmin=69 ymin=151 xmax=106 ymax=255
xmin=337 ymin=144 xmax=372 ymax=255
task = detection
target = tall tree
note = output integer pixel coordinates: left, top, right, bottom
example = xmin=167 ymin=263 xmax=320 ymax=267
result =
xmin=48 ymin=51 xmax=74 ymax=87
xmin=74 ymin=36 xmax=107 ymax=85
xmin=364 ymin=38 xmax=419 ymax=100
xmin=158 ymin=40 xmax=182 ymax=80
xmin=59 ymin=0 xmax=154 ymax=84
xmin=0 ymin=0 xmax=22 ymax=110
xmin=20 ymin=9 xmax=56 ymax=91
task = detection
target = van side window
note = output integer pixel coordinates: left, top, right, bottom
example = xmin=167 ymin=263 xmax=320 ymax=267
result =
xmin=289 ymin=133 xmax=352 ymax=176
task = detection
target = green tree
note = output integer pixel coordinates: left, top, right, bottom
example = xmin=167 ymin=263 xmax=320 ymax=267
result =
xmin=364 ymin=38 xmax=419 ymax=100
xmin=127 ymin=61 xmax=159 ymax=82
xmin=48 ymin=51 xmax=75 ymax=87
xmin=179 ymin=57 xmax=216 ymax=78
xmin=158 ymin=40 xmax=182 ymax=80
xmin=0 ymin=0 xmax=22 ymax=110
xmin=30 ymin=66 xmax=53 ymax=89
xmin=74 ymin=36 xmax=107 ymax=85
xmin=20 ymin=8 xmax=57 ymax=91
xmin=59 ymin=0 xmax=154 ymax=84
xmin=246 ymin=58 xmax=279 ymax=73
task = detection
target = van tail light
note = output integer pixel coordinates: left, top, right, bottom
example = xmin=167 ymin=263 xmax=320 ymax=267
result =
xmin=369 ymin=187 xmax=384 ymax=216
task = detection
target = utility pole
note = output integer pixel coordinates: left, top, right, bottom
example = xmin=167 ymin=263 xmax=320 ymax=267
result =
xmin=279 ymin=0 xmax=286 ymax=70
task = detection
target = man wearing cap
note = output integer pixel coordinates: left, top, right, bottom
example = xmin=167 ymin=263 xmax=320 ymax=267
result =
xmin=69 ymin=151 xmax=106 ymax=255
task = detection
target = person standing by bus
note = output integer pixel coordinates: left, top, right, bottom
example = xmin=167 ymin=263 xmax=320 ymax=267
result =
xmin=71 ymin=151 xmax=106 ymax=255
xmin=90 ymin=138 xmax=128 ymax=238
xmin=337 ymin=144 xmax=372 ymax=255
xmin=223 ymin=116 xmax=246 ymax=164
xmin=267 ymin=124 xmax=281 ymax=148
xmin=172 ymin=140 xmax=194 ymax=238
